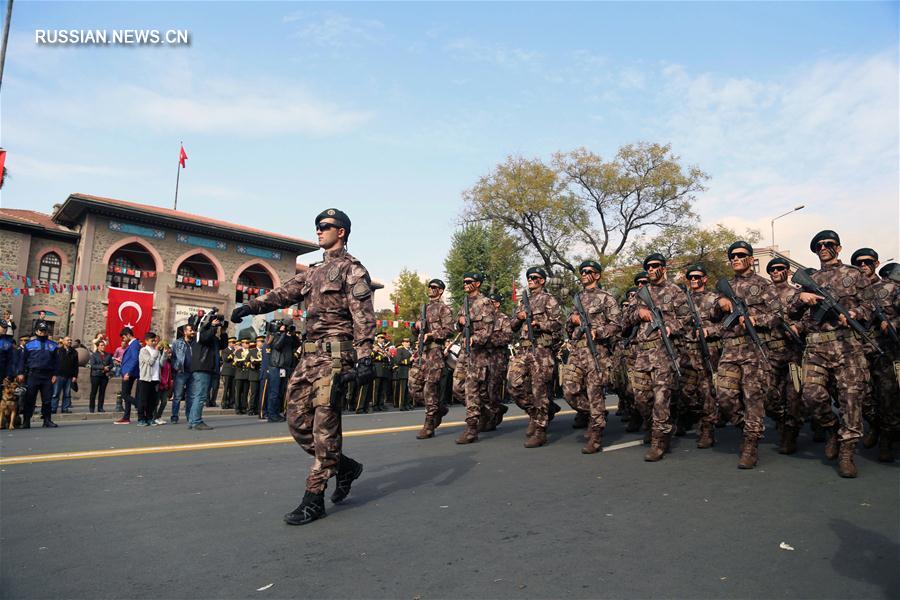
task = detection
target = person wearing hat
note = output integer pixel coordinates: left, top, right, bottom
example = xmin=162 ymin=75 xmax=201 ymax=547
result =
xmin=483 ymin=292 xmax=513 ymax=432
xmin=411 ymin=278 xmax=456 ymax=439
xmin=453 ymin=272 xmax=498 ymax=444
xmin=507 ymin=266 xmax=563 ymax=448
xmin=16 ymin=321 xmax=60 ymax=428
xmin=614 ymin=288 xmax=641 ymax=429
xmin=392 ymin=338 xmax=413 ymax=410
xmin=851 ymin=248 xmax=899 ymax=461
xmin=763 ymin=256 xmax=804 ymax=454
xmin=230 ymin=208 xmax=375 ymax=525
xmin=710 ymin=242 xmax=781 ymax=469
xmin=247 ymin=335 xmax=265 ymax=415
xmin=677 ymin=264 xmax=723 ymax=449
xmin=787 ymin=231 xmax=874 ymax=477
xmin=220 ymin=337 xmax=237 ymax=410
xmin=562 ymin=260 xmax=621 ymax=454
xmin=232 ymin=336 xmax=252 ymax=414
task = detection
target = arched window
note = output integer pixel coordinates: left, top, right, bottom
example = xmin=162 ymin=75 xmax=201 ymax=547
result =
xmin=39 ymin=252 xmax=61 ymax=283
xmin=175 ymin=253 xmax=217 ymax=290
xmin=106 ymin=242 xmax=156 ymax=291
xmin=235 ymin=263 xmax=274 ymax=303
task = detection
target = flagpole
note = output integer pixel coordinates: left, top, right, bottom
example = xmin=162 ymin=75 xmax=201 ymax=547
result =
xmin=174 ymin=141 xmax=182 ymax=210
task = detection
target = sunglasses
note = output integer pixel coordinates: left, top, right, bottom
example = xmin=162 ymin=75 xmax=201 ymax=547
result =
xmin=315 ymin=222 xmax=339 ymax=232
xmin=635 ymin=280 xmax=649 ymax=286
xmin=815 ymin=241 xmax=837 ymax=250
xmin=463 ymin=279 xmax=475 ymax=285
xmin=645 ymin=263 xmax=663 ymax=269
xmin=769 ymin=266 xmax=788 ymax=273
xmin=428 ymin=285 xmax=442 ymax=290
xmin=730 ymin=252 xmax=750 ymax=259
xmin=580 ymin=269 xmax=598 ymax=276
xmin=527 ymin=275 xmax=544 ymax=281
xmin=854 ymin=259 xmax=876 ymax=267
xmin=686 ymin=274 xmax=704 ymax=281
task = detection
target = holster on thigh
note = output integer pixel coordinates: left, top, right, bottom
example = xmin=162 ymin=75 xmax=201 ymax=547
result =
xmin=631 ymin=371 xmax=651 ymax=392
xmin=802 ymin=362 xmax=829 ymax=388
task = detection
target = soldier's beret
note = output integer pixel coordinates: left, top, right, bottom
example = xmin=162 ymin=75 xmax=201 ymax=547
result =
xmin=642 ymin=253 xmax=667 ymax=268
xmin=462 ymin=272 xmax=484 ymax=283
xmin=850 ymin=248 xmax=878 ymax=265
xmin=727 ymin=241 xmax=754 ymax=258
xmin=766 ymin=257 xmax=790 ymax=273
xmin=526 ymin=267 xmax=547 ymax=279
xmin=633 ymin=271 xmax=649 ymax=284
xmin=578 ymin=260 xmax=603 ymax=273
xmin=684 ymin=263 xmax=707 ymax=276
xmin=489 ymin=293 xmax=503 ymax=302
xmin=315 ymin=208 xmax=351 ymax=232
xmin=810 ymin=230 xmax=840 ymax=252
xmin=626 ymin=287 xmax=638 ymax=296
xmin=878 ymin=263 xmax=899 ymax=279
xmin=427 ymin=278 xmax=446 ymax=289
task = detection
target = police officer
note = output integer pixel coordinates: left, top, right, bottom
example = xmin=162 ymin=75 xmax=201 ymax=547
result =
xmin=17 ymin=322 xmax=59 ymax=428
xmin=0 ymin=309 xmax=17 ymax=381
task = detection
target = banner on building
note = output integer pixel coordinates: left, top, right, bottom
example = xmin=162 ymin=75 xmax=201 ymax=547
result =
xmin=106 ymin=287 xmax=155 ymax=352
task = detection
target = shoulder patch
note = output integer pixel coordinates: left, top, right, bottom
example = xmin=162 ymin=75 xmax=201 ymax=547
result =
xmin=749 ymin=284 xmax=760 ymax=297
xmin=841 ymin=275 xmax=854 ymax=288
xmin=328 ymin=265 xmax=342 ymax=282
xmin=352 ymin=280 xmax=371 ymax=300
xmin=876 ymin=287 xmax=889 ymax=299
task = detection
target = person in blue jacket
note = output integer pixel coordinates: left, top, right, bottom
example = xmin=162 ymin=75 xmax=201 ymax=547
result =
xmin=114 ymin=327 xmax=141 ymax=425
xmin=17 ymin=322 xmax=59 ymax=428
xmin=0 ymin=309 xmax=17 ymax=380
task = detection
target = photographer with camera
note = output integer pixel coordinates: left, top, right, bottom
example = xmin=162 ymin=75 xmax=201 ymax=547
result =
xmin=186 ymin=309 xmax=228 ymax=430
xmin=260 ymin=319 xmax=297 ymax=423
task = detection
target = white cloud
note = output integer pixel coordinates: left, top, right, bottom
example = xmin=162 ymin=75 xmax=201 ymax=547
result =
xmin=284 ymin=10 xmax=385 ymax=47
xmin=444 ymin=38 xmax=541 ymax=68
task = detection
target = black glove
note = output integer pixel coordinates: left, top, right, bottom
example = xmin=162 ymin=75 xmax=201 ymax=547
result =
xmin=230 ymin=305 xmax=252 ymax=323
xmin=353 ymin=356 xmax=375 ymax=386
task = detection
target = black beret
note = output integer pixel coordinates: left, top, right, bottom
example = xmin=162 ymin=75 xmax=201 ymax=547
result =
xmin=642 ymin=253 xmax=667 ymax=269
xmin=526 ymin=267 xmax=547 ymax=279
xmin=727 ymin=241 xmax=753 ymax=258
xmin=462 ymin=272 xmax=484 ymax=283
xmin=684 ymin=263 xmax=707 ymax=276
xmin=810 ymin=230 xmax=840 ymax=252
xmin=428 ymin=278 xmax=446 ymax=289
xmin=633 ymin=271 xmax=649 ymax=284
xmin=578 ymin=260 xmax=602 ymax=273
xmin=489 ymin=292 xmax=503 ymax=302
xmin=766 ymin=257 xmax=790 ymax=273
xmin=315 ymin=208 xmax=351 ymax=231
xmin=850 ymin=248 xmax=878 ymax=265
xmin=878 ymin=263 xmax=899 ymax=279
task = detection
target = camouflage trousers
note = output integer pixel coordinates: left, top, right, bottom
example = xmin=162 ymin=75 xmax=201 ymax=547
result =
xmin=863 ymin=352 xmax=900 ymax=435
xmin=765 ymin=355 xmax=803 ymax=430
xmin=452 ymin=353 xmax=467 ymax=405
xmin=802 ymin=338 xmax=868 ymax=443
xmin=284 ymin=348 xmax=356 ymax=494
xmin=461 ymin=348 xmax=492 ymax=428
xmin=507 ymin=346 xmax=554 ymax=429
xmin=631 ymin=342 xmax=678 ymax=435
xmin=716 ymin=340 xmax=771 ymax=439
xmin=678 ymin=344 xmax=718 ymax=426
xmin=417 ymin=346 xmax=447 ymax=426
xmin=561 ymin=344 xmax=609 ymax=431
xmin=486 ymin=350 xmax=509 ymax=417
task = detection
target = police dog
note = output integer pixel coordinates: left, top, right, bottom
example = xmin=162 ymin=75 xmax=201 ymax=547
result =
xmin=1 ymin=379 xmax=18 ymax=430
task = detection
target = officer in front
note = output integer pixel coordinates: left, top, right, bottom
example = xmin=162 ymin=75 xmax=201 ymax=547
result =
xmin=17 ymin=322 xmax=60 ymax=428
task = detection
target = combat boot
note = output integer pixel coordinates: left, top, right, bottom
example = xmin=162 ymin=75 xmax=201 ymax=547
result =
xmin=778 ymin=426 xmax=799 ymax=455
xmin=625 ymin=411 xmax=642 ymax=433
xmin=737 ymin=436 xmax=759 ymax=469
xmin=572 ymin=411 xmax=589 ymax=429
xmin=837 ymin=441 xmax=858 ymax=478
xmin=331 ymin=456 xmax=364 ymax=503
xmin=455 ymin=425 xmax=478 ymax=444
xmin=643 ymin=428 xmax=651 ymax=445
xmin=416 ymin=419 xmax=434 ymax=440
xmin=660 ymin=432 xmax=672 ymax=454
xmin=581 ymin=428 xmax=603 ymax=454
xmin=644 ymin=431 xmax=664 ymax=462
xmin=811 ymin=421 xmax=826 ymax=442
xmin=696 ymin=422 xmax=715 ymax=449
xmin=862 ymin=427 xmax=879 ymax=449
xmin=877 ymin=433 xmax=895 ymax=463
xmin=526 ymin=419 xmax=537 ymax=438
xmin=494 ymin=404 xmax=508 ymax=428
xmin=524 ymin=426 xmax=547 ymax=448
xmin=824 ymin=427 xmax=840 ymax=460
xmin=434 ymin=404 xmax=449 ymax=428
xmin=548 ymin=401 xmax=561 ymax=422
xmin=284 ymin=491 xmax=326 ymax=526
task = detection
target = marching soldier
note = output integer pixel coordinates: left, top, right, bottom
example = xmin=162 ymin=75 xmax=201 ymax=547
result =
xmin=622 ymin=254 xmax=687 ymax=461
xmin=561 ymin=260 xmax=621 ymax=454
xmin=412 ymin=278 xmax=455 ymax=439
xmin=507 ymin=267 xmax=563 ymax=448
xmin=678 ymin=264 xmax=722 ymax=449
xmin=230 ymin=208 xmax=375 ymax=525
xmin=220 ymin=337 xmax=237 ymax=409
xmin=455 ymin=272 xmax=497 ymax=444
xmin=851 ymin=250 xmax=899 ymax=462
xmin=711 ymin=242 xmax=781 ymax=469
xmin=16 ymin=322 xmax=59 ymax=428
xmin=247 ymin=336 xmax=264 ymax=415
xmin=485 ymin=292 xmax=512 ymax=431
xmin=764 ymin=257 xmax=804 ymax=454
xmin=233 ymin=337 xmax=251 ymax=414
xmin=393 ymin=338 xmax=413 ymax=410
xmin=618 ymin=285 xmax=642 ymax=432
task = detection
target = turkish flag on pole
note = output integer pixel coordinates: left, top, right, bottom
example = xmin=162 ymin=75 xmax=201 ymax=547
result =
xmin=179 ymin=145 xmax=188 ymax=168
xmin=106 ymin=287 xmax=155 ymax=352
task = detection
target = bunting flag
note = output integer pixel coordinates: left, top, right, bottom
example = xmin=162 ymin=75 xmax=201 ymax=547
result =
xmin=107 ymin=266 xmax=156 ymax=278
xmin=0 ymin=282 xmax=105 ymax=296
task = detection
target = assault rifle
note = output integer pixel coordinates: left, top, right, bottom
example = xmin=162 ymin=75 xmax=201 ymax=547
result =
xmin=791 ymin=268 xmax=883 ymax=355
xmin=679 ymin=284 xmax=715 ymax=376
xmin=417 ymin=303 xmax=427 ymax=366
xmin=522 ymin=288 xmax=538 ymax=352
xmin=776 ymin=316 xmax=804 ymax=348
xmin=715 ymin=278 xmax=769 ymax=362
xmin=463 ymin=295 xmax=472 ymax=355
xmin=636 ymin=286 xmax=681 ymax=377
xmin=573 ymin=293 xmax=603 ymax=374
xmin=871 ymin=303 xmax=900 ymax=349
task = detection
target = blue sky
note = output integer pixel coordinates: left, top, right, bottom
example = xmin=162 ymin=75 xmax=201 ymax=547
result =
xmin=3 ymin=2 xmax=897 ymax=307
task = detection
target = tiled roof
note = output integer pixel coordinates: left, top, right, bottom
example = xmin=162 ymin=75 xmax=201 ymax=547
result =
xmin=0 ymin=208 xmax=78 ymax=235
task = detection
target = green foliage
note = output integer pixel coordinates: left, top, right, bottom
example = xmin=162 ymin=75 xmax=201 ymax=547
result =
xmin=388 ymin=268 xmax=429 ymax=321
xmin=443 ymin=221 xmax=523 ymax=312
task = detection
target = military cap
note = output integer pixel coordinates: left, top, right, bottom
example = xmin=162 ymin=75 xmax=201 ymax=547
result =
xmin=19 ymin=335 xmax=29 ymax=341
xmin=227 ymin=336 xmax=237 ymax=342
xmin=526 ymin=267 xmax=547 ymax=279
xmin=766 ymin=257 xmax=790 ymax=273
xmin=878 ymin=263 xmax=899 ymax=280
xmin=850 ymin=248 xmax=878 ymax=265
xmin=401 ymin=337 xmax=410 ymax=343
xmin=578 ymin=260 xmax=602 ymax=273
xmin=809 ymin=230 xmax=840 ymax=252
xmin=633 ymin=271 xmax=649 ymax=284
xmin=489 ymin=292 xmax=503 ymax=303
xmin=427 ymin=278 xmax=446 ymax=289
xmin=462 ymin=272 xmax=484 ymax=283
xmin=35 ymin=322 xmax=48 ymax=332
xmin=726 ymin=241 xmax=754 ymax=259
xmin=315 ymin=208 xmax=351 ymax=232
xmin=642 ymin=253 xmax=667 ymax=269
xmin=255 ymin=335 xmax=266 ymax=341
xmin=684 ymin=263 xmax=707 ymax=276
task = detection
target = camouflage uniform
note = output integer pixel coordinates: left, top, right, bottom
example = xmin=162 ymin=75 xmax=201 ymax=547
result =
xmin=678 ymin=288 xmax=721 ymax=446
xmin=561 ymin=287 xmax=621 ymax=451
xmin=246 ymin=247 xmax=375 ymax=494
xmin=765 ymin=281 xmax=804 ymax=449
xmin=485 ymin=311 xmax=513 ymax=430
xmin=862 ymin=275 xmax=899 ymax=457
xmin=456 ymin=293 xmax=497 ymax=442
xmin=507 ymin=290 xmax=562 ymax=445
xmin=411 ymin=299 xmax=455 ymax=437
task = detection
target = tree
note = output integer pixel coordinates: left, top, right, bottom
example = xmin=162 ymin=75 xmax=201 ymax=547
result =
xmin=443 ymin=221 xmax=523 ymax=312
xmin=389 ymin=268 xmax=429 ymax=321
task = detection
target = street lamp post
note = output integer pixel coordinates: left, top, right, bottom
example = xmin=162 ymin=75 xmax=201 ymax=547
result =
xmin=771 ymin=205 xmax=805 ymax=250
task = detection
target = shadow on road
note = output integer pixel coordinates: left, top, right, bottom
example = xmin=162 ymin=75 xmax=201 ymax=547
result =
xmin=829 ymin=518 xmax=900 ymax=599
xmin=346 ymin=451 xmax=479 ymax=507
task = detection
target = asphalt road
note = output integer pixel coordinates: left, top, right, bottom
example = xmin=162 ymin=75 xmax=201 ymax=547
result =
xmin=1 ymin=400 xmax=898 ymax=600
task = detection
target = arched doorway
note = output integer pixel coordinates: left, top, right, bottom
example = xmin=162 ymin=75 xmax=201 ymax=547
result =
xmin=106 ymin=242 xmax=157 ymax=291
xmin=174 ymin=253 xmax=219 ymax=290
xmin=235 ymin=263 xmax=275 ymax=303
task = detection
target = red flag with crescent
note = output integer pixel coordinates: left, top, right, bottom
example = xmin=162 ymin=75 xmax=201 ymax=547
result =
xmin=106 ymin=287 xmax=154 ymax=353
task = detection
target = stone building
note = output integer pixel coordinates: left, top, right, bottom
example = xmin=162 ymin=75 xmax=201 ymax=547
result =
xmin=1 ymin=193 xmax=319 ymax=340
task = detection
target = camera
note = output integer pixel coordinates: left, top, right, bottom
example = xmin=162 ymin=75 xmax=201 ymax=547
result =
xmin=189 ymin=307 xmax=225 ymax=329
xmin=267 ymin=319 xmax=296 ymax=334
